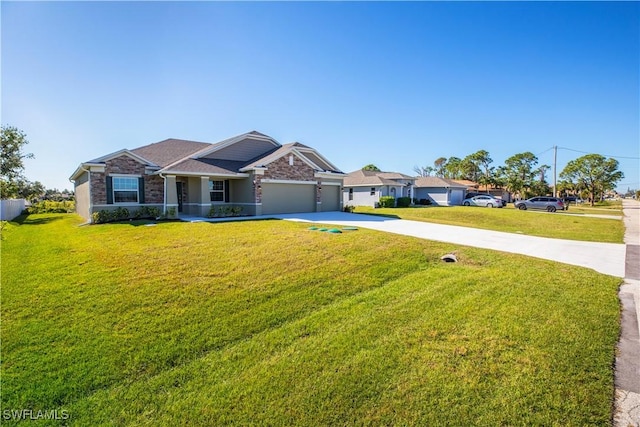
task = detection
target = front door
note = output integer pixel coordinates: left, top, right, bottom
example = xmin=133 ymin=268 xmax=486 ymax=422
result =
xmin=176 ymin=182 xmax=183 ymax=213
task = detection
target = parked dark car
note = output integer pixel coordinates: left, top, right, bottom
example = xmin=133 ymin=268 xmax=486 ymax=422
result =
xmin=464 ymin=193 xmax=507 ymax=207
xmin=514 ymin=197 xmax=566 ymax=212
xmin=563 ymin=196 xmax=583 ymax=204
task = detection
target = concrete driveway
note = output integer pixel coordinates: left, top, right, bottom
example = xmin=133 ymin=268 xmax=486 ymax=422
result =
xmin=274 ymin=211 xmax=626 ymax=277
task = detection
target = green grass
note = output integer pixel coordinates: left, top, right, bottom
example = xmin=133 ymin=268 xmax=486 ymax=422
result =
xmin=354 ymin=205 xmax=624 ymax=243
xmin=1 ymin=214 xmax=621 ymax=425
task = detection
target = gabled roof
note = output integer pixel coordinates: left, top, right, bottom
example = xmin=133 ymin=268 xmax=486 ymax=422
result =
xmin=190 ymin=131 xmax=280 ymax=160
xmin=377 ymin=172 xmax=414 ymax=180
xmin=156 ymin=158 xmax=250 ymax=176
xmin=239 ymin=142 xmax=343 ymax=174
xmin=414 ymin=176 xmax=468 ymax=189
xmin=70 ymin=131 xmax=343 ymax=181
xmin=451 ymin=179 xmax=480 ymax=189
xmin=88 ymin=148 xmax=159 ymax=167
xmin=344 ymin=169 xmax=414 ymax=187
xmin=131 ymin=139 xmax=211 ymax=167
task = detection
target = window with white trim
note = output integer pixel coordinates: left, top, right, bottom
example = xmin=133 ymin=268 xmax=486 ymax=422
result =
xmin=349 ymin=188 xmax=353 ymax=201
xmin=209 ymin=180 xmax=225 ymax=202
xmin=113 ymin=177 xmax=139 ymax=203
xmin=370 ymin=187 xmax=375 ymax=196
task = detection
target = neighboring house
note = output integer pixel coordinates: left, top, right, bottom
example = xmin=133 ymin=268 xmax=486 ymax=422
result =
xmin=70 ymin=131 xmax=344 ymax=222
xmin=451 ymin=180 xmax=513 ymax=203
xmin=451 ymin=179 xmax=479 ymax=193
xmin=414 ymin=177 xmax=468 ymax=206
xmin=343 ymin=170 xmax=415 ymax=207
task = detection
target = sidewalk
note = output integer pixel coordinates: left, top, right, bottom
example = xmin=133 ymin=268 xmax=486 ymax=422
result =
xmin=615 ymin=199 xmax=640 ymax=426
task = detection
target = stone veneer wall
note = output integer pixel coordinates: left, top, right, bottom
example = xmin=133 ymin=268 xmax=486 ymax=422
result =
xmin=255 ymin=155 xmax=319 ymax=204
xmin=90 ymin=156 xmax=164 ymax=205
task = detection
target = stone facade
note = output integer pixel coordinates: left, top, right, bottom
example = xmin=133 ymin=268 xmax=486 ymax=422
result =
xmin=145 ymin=176 xmax=164 ymax=204
xmin=263 ymin=156 xmax=316 ymax=181
xmin=257 ymin=155 xmax=320 ymax=203
xmin=91 ymin=171 xmax=108 ymax=205
xmin=91 ymin=156 xmax=164 ymax=205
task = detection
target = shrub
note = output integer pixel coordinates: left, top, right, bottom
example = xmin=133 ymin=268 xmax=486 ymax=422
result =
xmin=418 ymin=199 xmax=432 ymax=206
xmin=92 ymin=210 xmax=113 ymax=224
xmin=25 ymin=200 xmax=75 ymax=214
xmin=343 ymin=205 xmax=355 ymax=213
xmin=133 ymin=206 xmax=161 ymax=219
xmin=207 ymin=206 xmax=218 ymax=218
xmin=207 ymin=206 xmax=244 ymax=218
xmin=396 ymin=197 xmax=411 ymax=207
xmin=379 ymin=196 xmax=395 ymax=208
xmin=113 ymin=207 xmax=130 ymax=221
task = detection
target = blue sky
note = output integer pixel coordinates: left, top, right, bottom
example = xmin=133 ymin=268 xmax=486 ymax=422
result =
xmin=2 ymin=1 xmax=639 ymax=192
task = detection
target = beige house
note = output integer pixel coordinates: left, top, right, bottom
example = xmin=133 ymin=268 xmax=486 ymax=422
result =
xmin=343 ymin=170 xmax=415 ymax=207
xmin=70 ymin=131 xmax=344 ymax=222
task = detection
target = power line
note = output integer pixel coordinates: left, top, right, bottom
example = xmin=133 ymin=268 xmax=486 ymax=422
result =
xmin=535 ymin=146 xmax=555 ymax=157
xmin=557 ymin=146 xmax=640 ymax=160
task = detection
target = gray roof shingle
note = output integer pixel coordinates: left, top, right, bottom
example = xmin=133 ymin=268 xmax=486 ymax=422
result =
xmin=131 ymin=139 xmax=211 ymax=167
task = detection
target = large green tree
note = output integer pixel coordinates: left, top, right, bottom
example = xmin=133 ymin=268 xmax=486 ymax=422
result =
xmin=443 ymin=157 xmax=463 ymax=179
xmin=560 ymin=154 xmax=623 ymax=206
xmin=1 ymin=126 xmax=33 ymax=198
xmin=496 ymin=152 xmax=540 ymax=199
xmin=466 ymin=150 xmax=493 ymax=191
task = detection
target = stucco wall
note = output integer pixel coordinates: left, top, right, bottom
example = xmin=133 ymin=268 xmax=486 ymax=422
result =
xmin=74 ymin=171 xmax=91 ymax=220
xmin=344 ymin=187 xmax=379 ymax=207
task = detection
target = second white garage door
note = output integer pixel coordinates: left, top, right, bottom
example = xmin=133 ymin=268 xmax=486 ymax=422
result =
xmin=261 ymin=183 xmax=316 ymax=215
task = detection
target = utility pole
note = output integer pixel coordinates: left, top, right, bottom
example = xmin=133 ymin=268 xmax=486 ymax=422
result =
xmin=552 ymin=145 xmax=557 ymax=197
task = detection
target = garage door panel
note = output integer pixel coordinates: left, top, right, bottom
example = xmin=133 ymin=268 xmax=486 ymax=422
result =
xmin=320 ymin=186 xmax=340 ymax=211
xmin=262 ymin=183 xmax=316 ymax=215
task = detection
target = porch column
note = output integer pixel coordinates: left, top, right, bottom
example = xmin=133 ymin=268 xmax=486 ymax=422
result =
xmin=165 ymin=175 xmax=178 ymax=218
xmin=200 ymin=177 xmax=210 ymax=217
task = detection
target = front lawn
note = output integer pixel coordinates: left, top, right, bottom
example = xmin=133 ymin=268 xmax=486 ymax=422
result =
xmin=353 ymin=205 xmax=624 ymax=243
xmin=1 ymin=214 xmax=621 ymax=425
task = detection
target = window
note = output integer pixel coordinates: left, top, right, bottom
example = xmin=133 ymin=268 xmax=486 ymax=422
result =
xmin=349 ymin=188 xmax=353 ymax=201
xmin=370 ymin=187 xmax=375 ymax=196
xmin=113 ymin=177 xmax=139 ymax=203
xmin=209 ymin=180 xmax=225 ymax=202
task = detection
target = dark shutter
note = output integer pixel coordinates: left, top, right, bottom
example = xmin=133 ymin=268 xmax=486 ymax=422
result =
xmin=106 ymin=176 xmax=113 ymax=204
xmin=138 ymin=177 xmax=145 ymax=204
xmin=224 ymin=180 xmax=230 ymax=203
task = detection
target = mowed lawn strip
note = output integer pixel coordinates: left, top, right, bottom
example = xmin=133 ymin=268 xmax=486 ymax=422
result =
xmin=1 ymin=214 xmax=621 ymax=425
xmin=354 ymin=205 xmax=624 ymax=243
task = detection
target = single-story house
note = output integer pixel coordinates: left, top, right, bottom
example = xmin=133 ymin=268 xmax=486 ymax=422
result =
xmin=414 ymin=177 xmax=468 ymax=206
xmin=451 ymin=180 xmax=513 ymax=203
xmin=70 ymin=131 xmax=345 ymax=222
xmin=343 ymin=170 xmax=415 ymax=207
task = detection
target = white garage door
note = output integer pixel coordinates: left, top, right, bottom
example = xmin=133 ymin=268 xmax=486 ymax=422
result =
xmin=320 ymin=185 xmax=340 ymax=211
xmin=261 ymin=183 xmax=316 ymax=215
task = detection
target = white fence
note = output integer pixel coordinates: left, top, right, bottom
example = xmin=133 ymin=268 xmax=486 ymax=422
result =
xmin=0 ymin=199 xmax=26 ymax=220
